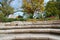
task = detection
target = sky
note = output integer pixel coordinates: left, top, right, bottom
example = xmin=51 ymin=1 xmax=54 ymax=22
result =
xmin=10 ymin=0 xmax=23 ymax=16
xmin=44 ymin=0 xmax=49 ymax=3
xmin=10 ymin=0 xmax=23 ymax=10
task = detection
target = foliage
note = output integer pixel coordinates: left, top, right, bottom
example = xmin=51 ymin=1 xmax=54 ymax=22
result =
xmin=16 ymin=18 xmax=26 ymax=21
xmin=17 ymin=15 xmax=23 ymax=18
xmin=1 ymin=18 xmax=26 ymax=22
xmin=0 ymin=12 xmax=4 ymax=22
xmin=29 ymin=14 xmax=33 ymax=19
xmin=2 ymin=18 xmax=13 ymax=22
xmin=45 ymin=1 xmax=60 ymax=19
xmin=0 ymin=0 xmax=14 ymax=17
xmin=22 ymin=0 xmax=44 ymax=14
xmin=55 ymin=2 xmax=60 ymax=19
xmin=45 ymin=17 xmax=59 ymax=21
xmin=46 ymin=1 xmax=57 ymax=17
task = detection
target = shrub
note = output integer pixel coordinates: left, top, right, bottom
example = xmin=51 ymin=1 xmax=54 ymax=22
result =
xmin=16 ymin=18 xmax=26 ymax=21
xmin=2 ymin=18 xmax=14 ymax=22
xmin=0 ymin=12 xmax=5 ymax=22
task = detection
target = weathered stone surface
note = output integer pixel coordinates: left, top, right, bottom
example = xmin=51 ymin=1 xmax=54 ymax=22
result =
xmin=0 ymin=29 xmax=60 ymax=34
xmin=0 ymin=34 xmax=60 ymax=40
xmin=0 ymin=20 xmax=60 ymax=26
xmin=0 ymin=20 xmax=60 ymax=40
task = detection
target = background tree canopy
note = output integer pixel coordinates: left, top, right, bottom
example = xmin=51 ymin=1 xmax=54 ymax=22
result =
xmin=22 ymin=0 xmax=44 ymax=14
xmin=0 ymin=0 xmax=14 ymax=17
xmin=45 ymin=1 xmax=60 ymax=19
xmin=0 ymin=0 xmax=14 ymax=22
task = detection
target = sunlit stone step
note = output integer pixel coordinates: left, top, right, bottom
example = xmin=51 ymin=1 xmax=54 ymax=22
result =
xmin=0 ymin=20 xmax=60 ymax=26
xmin=0 ymin=25 xmax=60 ymax=29
xmin=0 ymin=21 xmax=60 ymax=40
xmin=0 ymin=29 xmax=60 ymax=34
xmin=0 ymin=34 xmax=60 ymax=40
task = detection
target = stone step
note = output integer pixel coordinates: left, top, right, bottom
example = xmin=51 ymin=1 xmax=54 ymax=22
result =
xmin=0 ymin=21 xmax=60 ymax=40
xmin=0 ymin=25 xmax=60 ymax=29
xmin=0 ymin=34 xmax=60 ymax=40
xmin=0 ymin=29 xmax=60 ymax=34
xmin=1 ymin=20 xmax=60 ymax=26
xmin=5 ymin=23 xmax=60 ymax=26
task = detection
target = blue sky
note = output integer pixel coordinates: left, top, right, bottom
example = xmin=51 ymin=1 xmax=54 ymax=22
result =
xmin=10 ymin=0 xmax=23 ymax=16
xmin=10 ymin=0 xmax=23 ymax=10
xmin=44 ymin=0 xmax=49 ymax=3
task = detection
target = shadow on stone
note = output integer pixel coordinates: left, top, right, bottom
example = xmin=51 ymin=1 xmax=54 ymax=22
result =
xmin=12 ymin=38 xmax=55 ymax=40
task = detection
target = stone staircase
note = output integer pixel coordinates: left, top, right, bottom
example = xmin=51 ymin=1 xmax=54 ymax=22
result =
xmin=0 ymin=21 xmax=60 ymax=40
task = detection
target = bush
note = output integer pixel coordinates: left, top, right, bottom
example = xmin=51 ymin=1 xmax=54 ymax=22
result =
xmin=16 ymin=18 xmax=26 ymax=21
xmin=2 ymin=18 xmax=14 ymax=22
xmin=0 ymin=12 xmax=5 ymax=22
xmin=29 ymin=14 xmax=33 ymax=19
xmin=0 ymin=17 xmax=26 ymax=22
